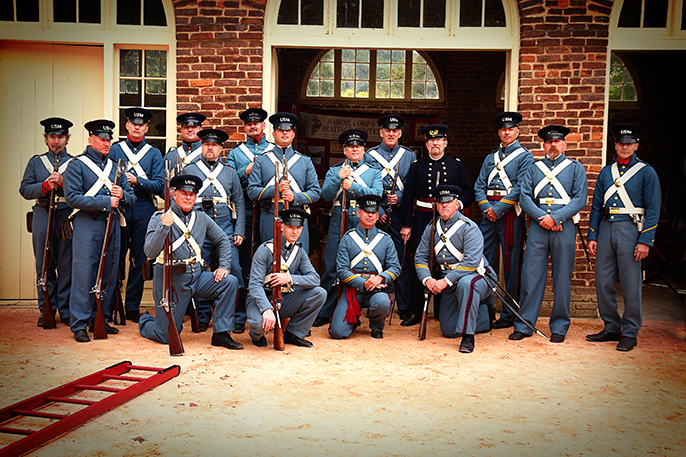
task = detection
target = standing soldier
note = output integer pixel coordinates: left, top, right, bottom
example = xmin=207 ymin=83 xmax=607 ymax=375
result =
xmin=184 ymin=128 xmax=245 ymax=332
xmin=415 ymin=185 xmax=493 ymax=353
xmin=20 ymin=117 xmax=74 ymax=326
xmin=63 ymin=120 xmax=136 ymax=343
xmin=586 ymin=123 xmax=661 ymax=352
xmin=474 ymin=112 xmax=534 ymax=329
xmin=330 ymin=195 xmax=400 ymax=339
xmin=399 ymin=124 xmax=474 ymax=325
xmin=247 ymin=112 xmax=321 ymax=253
xmin=364 ymin=114 xmax=417 ymax=324
xmin=509 ymin=125 xmax=587 ymax=343
xmin=313 ymin=130 xmax=383 ymax=328
xmin=165 ymin=112 xmax=206 ymax=166
xmin=246 ymin=209 xmax=326 ymax=348
xmin=109 ymin=107 xmax=164 ymax=323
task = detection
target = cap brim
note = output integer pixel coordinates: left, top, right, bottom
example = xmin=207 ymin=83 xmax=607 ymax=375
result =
xmin=128 ymin=118 xmax=147 ymax=125
xmin=617 ymin=137 xmax=638 ymax=144
xmin=93 ymin=132 xmax=113 ymax=140
xmin=499 ymin=122 xmax=518 ymax=128
xmin=345 ymin=140 xmax=365 ymax=147
xmin=175 ymin=186 xmax=198 ymax=194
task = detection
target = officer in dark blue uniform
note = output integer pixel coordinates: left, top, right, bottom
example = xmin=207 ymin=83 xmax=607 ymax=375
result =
xmin=399 ymin=124 xmax=474 ymax=325
xmin=586 ymin=123 xmax=661 ymax=352
xmin=165 ymin=112 xmax=206 ymax=166
xmin=63 ymin=119 xmax=136 ymax=343
xmin=20 ymin=117 xmax=74 ymax=326
xmin=109 ymin=107 xmax=164 ymax=322
xmin=140 ymin=174 xmax=242 ymax=350
xmin=184 ymin=128 xmax=245 ymax=332
xmin=474 ymin=112 xmax=534 ymax=329
xmin=509 ymin=125 xmax=587 ymax=343
xmin=331 ymin=195 xmax=400 ymax=339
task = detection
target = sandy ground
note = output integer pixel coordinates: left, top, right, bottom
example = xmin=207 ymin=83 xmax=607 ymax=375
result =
xmin=1 ymin=288 xmax=685 ymax=457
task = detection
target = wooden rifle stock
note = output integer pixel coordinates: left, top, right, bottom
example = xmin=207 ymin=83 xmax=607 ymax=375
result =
xmin=336 ymin=159 xmax=350 ymax=301
xmin=383 ymin=161 xmax=401 ymax=232
xmin=38 ymin=166 xmax=58 ymax=330
xmin=272 ymin=162 xmax=286 ymax=351
xmin=418 ymin=198 xmax=437 ymax=340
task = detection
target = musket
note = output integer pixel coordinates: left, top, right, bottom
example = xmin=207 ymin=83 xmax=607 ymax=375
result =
xmin=281 ymin=154 xmax=289 ymax=210
xmin=112 ymin=228 xmax=126 ymax=326
xmin=337 ymin=159 xmax=351 ymax=301
xmin=38 ymin=157 xmax=59 ymax=330
xmin=91 ymin=159 xmax=124 ymax=340
xmin=574 ymin=218 xmax=592 ymax=268
xmin=272 ymin=162 xmax=286 ymax=351
xmin=418 ymin=171 xmax=440 ymax=340
xmin=383 ymin=161 xmax=401 ymax=232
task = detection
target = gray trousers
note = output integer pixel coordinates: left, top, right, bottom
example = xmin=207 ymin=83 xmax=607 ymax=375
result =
xmin=246 ymin=287 xmax=326 ymax=341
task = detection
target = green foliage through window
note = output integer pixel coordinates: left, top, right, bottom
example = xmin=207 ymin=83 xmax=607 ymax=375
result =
xmin=609 ymin=53 xmax=637 ymax=102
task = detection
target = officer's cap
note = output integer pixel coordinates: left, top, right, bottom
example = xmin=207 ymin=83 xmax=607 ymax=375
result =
xmin=171 ymin=175 xmax=202 ymax=194
xmin=434 ymin=185 xmax=461 ymax=203
xmin=84 ymin=119 xmax=115 ymax=140
xmin=240 ymin=108 xmax=268 ymax=124
xmin=611 ymin=123 xmax=644 ymax=144
xmin=269 ymin=112 xmax=298 ymax=131
xmin=176 ymin=112 xmax=206 ymax=126
xmin=494 ymin=112 xmax=523 ymax=129
xmin=338 ymin=129 xmax=368 ymax=147
xmin=357 ymin=194 xmax=383 ymax=213
xmin=124 ymin=107 xmax=153 ymax=125
xmin=377 ymin=114 xmax=405 ymax=130
xmin=538 ymin=125 xmax=570 ymax=142
xmin=40 ymin=117 xmax=73 ymax=135
xmin=422 ymin=124 xmax=449 ymax=140
xmin=279 ymin=209 xmax=309 ymax=227
xmin=198 ymin=128 xmax=229 ymax=145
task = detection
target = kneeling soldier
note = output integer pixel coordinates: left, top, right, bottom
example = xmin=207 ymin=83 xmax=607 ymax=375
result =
xmin=139 ymin=175 xmax=242 ymax=350
xmin=415 ymin=185 xmax=493 ymax=353
xmin=246 ymin=209 xmax=326 ymax=348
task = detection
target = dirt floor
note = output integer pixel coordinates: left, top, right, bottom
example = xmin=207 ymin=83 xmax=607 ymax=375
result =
xmin=1 ymin=287 xmax=685 ymax=457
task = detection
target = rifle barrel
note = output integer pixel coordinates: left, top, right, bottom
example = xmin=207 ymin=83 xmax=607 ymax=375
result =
xmin=39 ymin=189 xmax=57 ymax=330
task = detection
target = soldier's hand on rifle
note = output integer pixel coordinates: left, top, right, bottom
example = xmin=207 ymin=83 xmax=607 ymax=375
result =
xmin=338 ymin=164 xmax=352 ymax=179
xmin=400 ymin=227 xmax=411 ymax=242
xmin=245 ymin=161 xmax=254 ymax=176
xmin=485 ymin=207 xmax=498 ymax=222
xmin=160 ymin=209 xmax=174 ymax=226
xmin=364 ymin=275 xmax=385 ymax=291
xmin=278 ymin=179 xmax=291 ymax=193
xmin=46 ymin=172 xmax=62 ymax=189
xmin=386 ymin=193 xmax=398 ymax=205
xmin=214 ymin=268 xmax=229 ymax=282
xmin=379 ymin=214 xmax=387 ymax=225
xmin=126 ymin=172 xmax=138 ymax=186
xmin=269 ymin=272 xmax=292 ymax=287
xmin=234 ymin=235 xmax=244 ymax=246
xmin=262 ymin=308 xmax=276 ymax=332
xmin=282 ymin=189 xmax=295 ymax=202
xmin=341 ymin=178 xmax=352 ymax=191
xmin=588 ymin=240 xmax=597 ymax=257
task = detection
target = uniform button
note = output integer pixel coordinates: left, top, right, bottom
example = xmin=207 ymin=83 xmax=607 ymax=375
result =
xmin=612 ymin=203 xmax=617 ymax=207
xmin=610 ymin=216 xmax=615 ymax=219
xmin=615 ymin=196 xmax=618 ymax=200
xmin=547 ymin=209 xmax=551 ymax=213
xmin=548 ymin=192 xmax=552 ymax=196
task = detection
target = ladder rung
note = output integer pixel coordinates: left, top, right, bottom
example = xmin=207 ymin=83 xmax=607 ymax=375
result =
xmin=75 ymin=384 xmax=122 ymax=393
xmin=102 ymin=374 xmax=146 ymax=382
xmin=44 ymin=397 xmax=96 ymax=406
xmin=0 ymin=426 xmax=33 ymax=436
xmin=128 ymin=365 xmax=164 ymax=372
xmin=12 ymin=410 xmax=66 ymax=420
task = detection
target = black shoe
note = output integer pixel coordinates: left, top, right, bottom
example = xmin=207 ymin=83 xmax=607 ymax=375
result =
xmin=37 ymin=316 xmax=43 ymax=327
xmin=586 ymin=329 xmax=622 ymax=342
xmin=60 ymin=316 xmax=70 ymax=326
xmin=233 ymin=322 xmax=245 ymax=334
xmin=284 ymin=331 xmax=313 ymax=348
xmin=252 ymin=336 xmax=268 ymax=347
xmin=493 ymin=318 xmax=514 ymax=329
xmin=74 ymin=330 xmax=90 ymax=343
xmin=88 ymin=323 xmax=119 ymax=334
xmin=371 ymin=330 xmax=383 ymax=339
xmin=312 ymin=316 xmax=330 ymax=327
xmin=616 ymin=336 xmax=637 ymax=352
xmin=459 ymin=334 xmax=475 ymax=353
xmin=400 ymin=314 xmax=421 ymax=327
xmin=508 ymin=331 xmax=531 ymax=341
xmin=211 ymin=332 xmax=244 ymax=350
xmin=198 ymin=322 xmax=209 ymax=332
xmin=126 ymin=310 xmax=140 ymax=323
xmin=550 ymin=333 xmax=565 ymax=343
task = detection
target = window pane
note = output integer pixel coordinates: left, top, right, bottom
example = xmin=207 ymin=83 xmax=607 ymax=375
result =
xmin=485 ymin=0 xmax=506 ymax=27
xmin=54 ymin=0 xmax=76 ymax=23
xmin=413 ymin=51 xmax=424 ymax=63
xmin=118 ymin=0 xmax=141 ymax=25
xmin=361 ymin=0 xmax=383 ymax=28
xmin=311 ymin=65 xmax=320 ymax=78
xmin=302 ymin=0 xmax=323 ymax=25
xmin=17 ymin=0 xmax=39 ymax=22
xmin=342 ymin=49 xmax=355 ymax=62
xmin=341 ymin=62 xmax=355 ymax=79
xmin=356 ymin=63 xmax=369 ymax=80
xmin=321 ymin=79 xmax=334 ymax=97
xmin=376 ymin=81 xmax=390 ymax=98
xmin=307 ymin=79 xmax=319 ymax=96
xmin=377 ymin=64 xmax=390 ymax=80
xmin=144 ymin=0 xmax=167 ymax=26
xmin=357 ymin=49 xmax=370 ymax=63
xmin=278 ymin=0 xmax=298 ymax=24
xmin=341 ymin=80 xmax=354 ymax=97
xmin=120 ymin=80 xmax=141 ymax=106
xmin=623 ymin=84 xmax=637 ymax=101
xmin=377 ymin=50 xmax=391 ymax=64
xmin=412 ymin=63 xmax=426 ymax=80
xmin=427 ymin=82 xmax=439 ymax=99
xmin=0 ymin=0 xmax=14 ymax=21
xmin=643 ymin=0 xmax=667 ymax=28
xmin=390 ymin=82 xmax=404 ymax=98
xmin=145 ymin=90 xmax=166 ymax=107
xmin=321 ymin=62 xmax=334 ymax=79
xmin=424 ymin=0 xmax=446 ymax=28
xmin=79 ymin=0 xmax=101 ymax=23
xmin=391 ymin=63 xmax=405 ymax=80
xmin=337 ymin=0 xmax=359 ymax=28
xmin=618 ymin=0 xmax=641 ymax=28
xmin=145 ymin=50 xmax=167 ymax=77
xmin=427 ymin=69 xmax=436 ymax=81
xmin=610 ymin=65 xmax=623 ymax=83
xmin=609 ymin=85 xmax=621 ymax=101
xmin=356 ymin=81 xmax=369 ymax=97
xmin=120 ymin=50 xmax=141 ymax=77
xmin=398 ymin=0 xmax=420 ymax=27
xmin=392 ymin=50 xmax=405 ymax=64
xmin=411 ymin=82 xmax=425 ymax=99
xmin=322 ymin=49 xmax=335 ymax=61
xmin=460 ymin=0 xmax=482 ymax=27
xmin=623 ymin=70 xmax=633 ymax=83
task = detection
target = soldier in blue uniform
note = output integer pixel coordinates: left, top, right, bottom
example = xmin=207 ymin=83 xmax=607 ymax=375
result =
xmin=586 ymin=123 xmax=661 ymax=352
xmin=165 ymin=112 xmax=206 ymax=166
xmin=415 ymin=185 xmax=493 ymax=353
xmin=245 ymin=209 xmax=326 ymax=348
xmin=474 ymin=112 xmax=534 ymax=329
xmin=20 ymin=117 xmax=74 ymax=326
xmin=399 ymin=124 xmax=474 ymax=326
xmin=364 ymin=114 xmax=417 ymax=324
xmin=247 ymin=112 xmax=321 ymax=253
xmin=330 ymin=195 xmax=400 ymax=339
xmin=509 ymin=125 xmax=587 ymax=343
xmin=63 ymin=119 xmax=136 ymax=343
xmin=108 ymin=107 xmax=164 ymax=322
xmin=139 ymin=174 xmax=243 ymax=350
xmin=184 ymin=128 xmax=245 ymax=332
xmin=312 ymin=129 xmax=383 ymax=328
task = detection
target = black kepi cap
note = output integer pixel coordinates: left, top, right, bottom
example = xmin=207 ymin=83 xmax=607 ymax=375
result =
xmin=176 ymin=112 xmax=206 ymax=126
xmin=357 ymin=194 xmax=382 ymax=213
xmin=124 ymin=107 xmax=153 ymax=125
xmin=240 ymin=108 xmax=268 ymax=124
xmin=279 ymin=209 xmax=309 ymax=227
xmin=434 ymin=185 xmax=461 ymax=203
xmin=611 ymin=123 xmax=644 ymax=144
xmin=377 ymin=114 xmax=405 ymax=129
xmin=538 ymin=125 xmax=570 ymax=142
xmin=338 ymin=129 xmax=368 ymax=147
xmin=422 ymin=124 xmax=449 ymax=139
xmin=171 ymin=174 xmax=202 ymax=194
xmin=40 ymin=117 xmax=73 ymax=135
xmin=84 ymin=119 xmax=115 ymax=140
xmin=494 ymin=112 xmax=522 ymax=129
xmin=269 ymin=112 xmax=298 ymax=131
xmin=198 ymin=128 xmax=229 ymax=145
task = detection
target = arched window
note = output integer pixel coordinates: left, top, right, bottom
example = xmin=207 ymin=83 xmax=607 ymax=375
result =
xmin=304 ymin=49 xmax=441 ymax=101
xmin=609 ymin=52 xmax=638 ymax=103
xmin=611 ymin=0 xmax=686 ymax=44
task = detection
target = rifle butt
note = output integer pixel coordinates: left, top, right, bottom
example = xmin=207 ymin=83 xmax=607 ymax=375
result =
xmin=113 ymin=287 xmax=126 ymax=326
xmin=418 ymin=293 xmax=430 ymax=340
xmin=189 ymin=300 xmax=201 ymax=333
xmin=166 ymin=310 xmax=185 ymax=356
xmin=41 ymin=289 xmax=57 ymax=329
xmin=273 ymin=325 xmax=285 ymax=351
xmin=93 ymin=296 xmax=108 ymax=340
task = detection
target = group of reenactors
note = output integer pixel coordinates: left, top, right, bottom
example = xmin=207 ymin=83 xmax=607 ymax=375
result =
xmin=21 ymin=107 xmax=661 ymax=353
